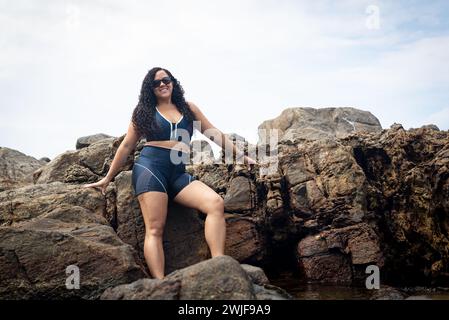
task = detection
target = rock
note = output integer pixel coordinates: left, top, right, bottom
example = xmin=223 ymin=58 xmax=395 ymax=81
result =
xmin=225 ymin=215 xmax=266 ymax=263
xmin=0 ymin=147 xmax=46 ymax=192
xmin=101 ymin=278 xmax=181 ymax=300
xmin=370 ymin=286 xmax=407 ymax=300
xmin=0 ymin=182 xmax=105 ymax=226
xmin=33 ymin=135 xmax=134 ymax=184
xmin=346 ymin=126 xmax=449 ymax=284
xmin=241 ymin=264 xmax=270 ymax=285
xmin=76 ymin=133 xmax=114 ymax=149
xmin=420 ymin=124 xmax=440 ymax=131
xmin=2 ymin=105 xmax=449 ymax=298
xmin=219 ymin=133 xmax=257 ymax=164
xmin=224 ymin=176 xmax=256 ymax=212
xmin=252 ymin=283 xmax=292 ymax=300
xmin=0 ymin=182 xmax=145 ymax=299
xmin=39 ymin=157 xmax=51 ymax=163
xmin=190 ymin=140 xmax=216 ymax=165
xmin=167 ymin=256 xmax=255 ymax=299
xmin=280 ymin=138 xmax=367 ymax=227
xmin=297 ymin=223 xmax=383 ymax=284
xmin=263 ymin=173 xmax=284 ymax=217
xmin=101 ymin=256 xmax=290 ymax=300
xmin=188 ymin=164 xmax=230 ymax=195
xmin=258 ymin=107 xmax=382 ymax=144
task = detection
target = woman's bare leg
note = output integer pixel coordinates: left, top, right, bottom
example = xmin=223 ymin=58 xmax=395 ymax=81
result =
xmin=137 ymin=191 xmax=169 ymax=279
xmin=173 ymin=180 xmax=225 ymax=257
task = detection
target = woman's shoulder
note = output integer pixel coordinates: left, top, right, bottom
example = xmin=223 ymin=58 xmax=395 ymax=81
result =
xmin=186 ymin=101 xmax=199 ymax=113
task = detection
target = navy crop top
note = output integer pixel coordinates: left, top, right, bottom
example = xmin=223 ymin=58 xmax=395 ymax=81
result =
xmin=146 ymin=106 xmax=194 ymax=144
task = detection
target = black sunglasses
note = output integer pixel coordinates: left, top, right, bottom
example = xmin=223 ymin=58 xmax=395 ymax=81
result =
xmin=152 ymin=76 xmax=172 ymax=88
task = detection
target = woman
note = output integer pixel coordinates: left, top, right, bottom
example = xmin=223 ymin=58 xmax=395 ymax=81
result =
xmin=84 ymin=67 xmax=256 ymax=279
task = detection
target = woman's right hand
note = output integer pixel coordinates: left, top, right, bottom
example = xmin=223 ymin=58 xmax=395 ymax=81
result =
xmin=83 ymin=176 xmax=112 ymax=196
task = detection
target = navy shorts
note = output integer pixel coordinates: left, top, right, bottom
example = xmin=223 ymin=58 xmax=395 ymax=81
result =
xmin=131 ymin=145 xmax=196 ymax=199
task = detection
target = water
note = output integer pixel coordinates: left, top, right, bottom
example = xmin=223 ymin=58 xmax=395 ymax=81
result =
xmin=267 ymin=271 xmax=449 ymax=300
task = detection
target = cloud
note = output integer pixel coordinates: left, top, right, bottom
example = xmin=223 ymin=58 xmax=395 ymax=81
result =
xmin=0 ymin=0 xmax=448 ymax=160
xmin=424 ymin=107 xmax=449 ymax=130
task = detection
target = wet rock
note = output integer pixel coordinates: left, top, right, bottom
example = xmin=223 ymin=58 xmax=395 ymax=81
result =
xmin=370 ymin=286 xmax=407 ymax=300
xmin=253 ymin=283 xmax=292 ymax=300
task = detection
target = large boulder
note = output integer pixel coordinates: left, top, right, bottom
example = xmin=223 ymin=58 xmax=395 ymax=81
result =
xmin=0 ymin=147 xmax=46 ymax=192
xmin=0 ymin=183 xmax=145 ymax=299
xmin=344 ymin=124 xmax=449 ymax=285
xmin=258 ymin=107 xmax=382 ymax=144
xmin=0 ymin=182 xmax=105 ymax=226
xmin=101 ymin=256 xmax=291 ymax=300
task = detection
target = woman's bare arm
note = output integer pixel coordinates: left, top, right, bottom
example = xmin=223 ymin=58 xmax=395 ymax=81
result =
xmin=105 ymin=121 xmax=141 ymax=181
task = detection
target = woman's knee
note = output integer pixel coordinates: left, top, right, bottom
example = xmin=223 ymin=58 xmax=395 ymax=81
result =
xmin=202 ymin=195 xmax=224 ymax=214
xmin=146 ymin=222 xmax=165 ymax=238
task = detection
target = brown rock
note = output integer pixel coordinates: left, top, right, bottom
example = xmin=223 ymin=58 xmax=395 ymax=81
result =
xmin=167 ymin=256 xmax=256 ymax=299
xmin=33 ymin=135 xmax=134 ymax=184
xmin=101 ymin=279 xmax=181 ymax=300
xmin=297 ymin=223 xmax=383 ymax=284
xmin=76 ymin=133 xmax=114 ymax=150
xmin=225 ymin=215 xmax=266 ymax=263
xmin=224 ymin=176 xmax=256 ymax=212
xmin=0 ymin=204 xmax=144 ymax=299
xmin=0 ymin=147 xmax=46 ymax=192
xmin=0 ymin=182 xmax=105 ymax=226
xmin=258 ymin=107 xmax=382 ymax=144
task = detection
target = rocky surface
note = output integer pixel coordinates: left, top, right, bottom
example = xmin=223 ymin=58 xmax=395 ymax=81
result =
xmin=0 ymin=182 xmax=145 ymax=299
xmin=258 ymin=107 xmax=382 ymax=144
xmin=1 ymin=107 xmax=448 ymax=299
xmin=101 ymin=256 xmax=291 ymax=300
xmin=0 ymin=147 xmax=47 ymax=192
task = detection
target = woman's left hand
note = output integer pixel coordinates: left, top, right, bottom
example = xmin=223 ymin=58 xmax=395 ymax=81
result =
xmin=244 ymin=156 xmax=258 ymax=168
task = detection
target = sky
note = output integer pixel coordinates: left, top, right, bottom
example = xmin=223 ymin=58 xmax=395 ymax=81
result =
xmin=1 ymin=0 xmax=449 ymax=160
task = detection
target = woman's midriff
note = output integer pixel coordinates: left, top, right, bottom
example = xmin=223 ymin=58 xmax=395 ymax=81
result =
xmin=144 ymin=140 xmax=190 ymax=153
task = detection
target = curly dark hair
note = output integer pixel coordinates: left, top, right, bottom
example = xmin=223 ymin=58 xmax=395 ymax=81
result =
xmin=131 ymin=67 xmax=196 ymax=140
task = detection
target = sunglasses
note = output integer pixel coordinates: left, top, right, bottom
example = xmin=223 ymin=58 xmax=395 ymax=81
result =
xmin=152 ymin=76 xmax=172 ymax=88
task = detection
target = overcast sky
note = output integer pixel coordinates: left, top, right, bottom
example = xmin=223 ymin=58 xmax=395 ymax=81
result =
xmin=1 ymin=0 xmax=449 ymax=160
